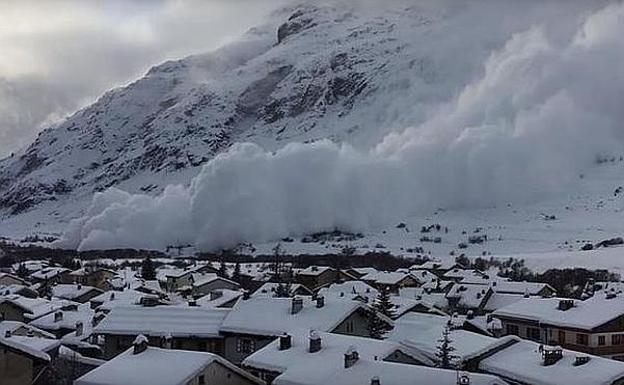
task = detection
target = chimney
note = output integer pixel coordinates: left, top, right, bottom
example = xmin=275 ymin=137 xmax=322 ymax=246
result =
xmin=77 ymin=284 xmax=82 ymax=291
xmin=309 ymin=330 xmax=321 ymax=353
xmin=574 ymin=355 xmax=591 ymax=366
xmin=279 ymin=333 xmax=292 ymax=350
xmin=558 ymin=299 xmax=574 ymax=311
xmin=110 ymin=292 xmax=115 ymax=301
xmin=4 ymin=330 xmax=10 ymax=338
xmin=541 ymin=345 xmax=563 ymax=366
xmin=242 ymin=290 xmax=250 ymax=300
xmin=316 ymin=296 xmax=325 ymax=308
xmin=188 ymin=299 xmax=198 ymax=307
xmin=291 ymin=297 xmax=303 ymax=314
xmin=54 ymin=311 xmax=63 ymax=322
xmin=344 ymin=346 xmax=359 ymax=368
xmin=75 ymin=321 xmax=84 ymax=337
xmin=466 ymin=310 xmax=474 ymax=320
xmin=371 ymin=376 xmax=380 ymax=385
xmin=133 ymin=334 xmax=149 ymax=355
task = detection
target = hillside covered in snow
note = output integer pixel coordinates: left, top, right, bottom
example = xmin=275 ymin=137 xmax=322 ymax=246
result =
xmin=2 ymin=0 xmax=624 ymax=255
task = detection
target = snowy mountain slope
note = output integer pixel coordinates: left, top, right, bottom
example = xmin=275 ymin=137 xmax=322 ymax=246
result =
xmin=2 ymin=1 xmax=623 ymax=256
xmin=0 ymin=1 xmax=600 ymax=226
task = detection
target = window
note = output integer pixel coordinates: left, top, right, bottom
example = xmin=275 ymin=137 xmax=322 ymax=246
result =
xmin=506 ymin=324 xmax=519 ymax=336
xmin=236 ymin=337 xmax=256 ymax=354
xmin=599 ymin=335 xmax=606 ymax=346
xmin=528 ymin=327 xmax=541 ymax=342
xmin=613 ymin=334 xmax=624 ymax=345
xmin=198 ymin=375 xmax=205 ymax=385
xmin=576 ymin=333 xmax=589 ymax=346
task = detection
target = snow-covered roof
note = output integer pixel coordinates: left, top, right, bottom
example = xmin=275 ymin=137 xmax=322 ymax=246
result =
xmin=195 ymin=289 xmax=244 ymax=308
xmin=190 ymin=273 xmax=239 ymax=289
xmin=0 ymin=294 xmax=74 ymax=320
xmin=273 ymin=357 xmax=505 ymax=385
xmin=298 ymin=266 xmax=333 ymax=276
xmin=317 ymin=281 xmax=378 ymax=302
xmin=387 ymin=313 xmax=496 ymax=361
xmin=244 ymin=330 xmax=434 ymax=373
xmin=252 ymin=282 xmax=312 ymax=298
xmin=95 ymin=306 xmax=229 ymax=337
xmin=30 ymin=304 xmax=94 ymax=331
xmin=74 ymin=345 xmax=263 ymax=385
xmin=484 ymin=292 xmax=535 ymax=312
xmin=493 ymin=295 xmax=624 ymax=330
xmin=52 ymin=284 xmax=102 ymax=300
xmin=362 ymin=271 xmax=414 ymax=285
xmin=221 ymin=296 xmax=365 ymax=336
xmin=479 ymin=338 xmax=624 ymax=385
xmin=91 ymin=289 xmax=159 ymax=311
xmin=446 ymin=284 xmax=491 ymax=309
xmin=30 ymin=267 xmax=70 ymax=280
xmin=412 ymin=261 xmax=458 ymax=271
xmin=0 ymin=321 xmax=59 ymax=360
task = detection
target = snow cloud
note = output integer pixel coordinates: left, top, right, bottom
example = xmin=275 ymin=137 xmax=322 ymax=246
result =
xmin=58 ymin=1 xmax=624 ymax=251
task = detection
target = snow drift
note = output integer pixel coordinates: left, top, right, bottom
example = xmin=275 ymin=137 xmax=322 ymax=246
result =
xmin=58 ymin=1 xmax=624 ymax=251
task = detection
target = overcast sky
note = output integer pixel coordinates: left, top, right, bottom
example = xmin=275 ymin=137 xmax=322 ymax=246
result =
xmin=0 ymin=0 xmax=288 ymax=157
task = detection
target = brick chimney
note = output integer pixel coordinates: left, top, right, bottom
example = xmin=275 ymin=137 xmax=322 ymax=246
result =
xmin=291 ymin=297 xmax=303 ymax=314
xmin=344 ymin=346 xmax=359 ymax=368
xmin=279 ymin=333 xmax=292 ymax=350
xmin=309 ymin=330 xmax=321 ymax=353
xmin=133 ymin=334 xmax=149 ymax=355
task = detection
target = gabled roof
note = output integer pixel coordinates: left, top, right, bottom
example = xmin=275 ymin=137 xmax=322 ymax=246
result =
xmin=493 ymin=295 xmax=624 ymax=330
xmin=95 ymin=306 xmax=229 ymax=338
xmin=297 ymin=266 xmax=334 ymax=276
xmin=0 ymin=294 xmax=74 ymax=320
xmin=361 ymin=271 xmax=415 ymax=286
xmin=30 ymin=304 xmax=94 ymax=331
xmin=75 ymin=346 xmax=263 ymax=385
xmin=244 ymin=330 xmax=434 ymax=374
xmin=0 ymin=321 xmax=60 ymax=361
xmin=220 ymin=296 xmax=368 ymax=337
xmin=253 ymin=282 xmax=313 ymax=298
xmin=478 ymin=338 xmax=624 ymax=385
xmin=52 ymin=284 xmax=103 ymax=300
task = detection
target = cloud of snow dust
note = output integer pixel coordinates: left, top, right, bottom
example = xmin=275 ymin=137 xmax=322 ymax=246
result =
xmin=57 ymin=1 xmax=624 ymax=251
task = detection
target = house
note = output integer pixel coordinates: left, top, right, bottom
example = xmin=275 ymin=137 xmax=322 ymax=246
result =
xmin=342 ymin=267 xmax=379 ymax=279
xmin=317 ymin=281 xmax=378 ymax=303
xmin=94 ymin=306 xmax=230 ymax=358
xmin=89 ymin=289 xmax=165 ymax=312
xmin=52 ymin=284 xmax=104 ymax=303
xmin=30 ymin=304 xmax=94 ymax=338
xmin=188 ymin=273 xmax=241 ymax=296
xmin=0 ymin=295 xmax=73 ymax=322
xmin=219 ymin=296 xmax=388 ymax=365
xmin=0 ymin=320 xmax=60 ymax=385
xmin=271 ymin=351 xmax=505 ymax=385
xmin=159 ymin=265 xmax=220 ymax=292
xmin=252 ymin=283 xmax=313 ymax=298
xmin=463 ymin=337 xmax=624 ymax=385
xmin=361 ymin=271 xmax=420 ymax=293
xmin=296 ymin=266 xmax=354 ymax=290
xmin=445 ymin=283 xmax=494 ymax=315
xmin=387 ymin=312 xmax=498 ymax=363
xmin=243 ymin=330 xmax=433 ymax=384
xmin=493 ymin=295 xmax=624 ymax=360
xmin=64 ymin=267 xmax=116 ymax=290
xmin=29 ymin=267 xmax=71 ymax=284
xmin=411 ymin=261 xmax=461 ymax=277
xmin=0 ymin=284 xmax=39 ymax=299
xmin=0 ymin=273 xmax=27 ymax=287
xmin=74 ymin=336 xmax=263 ymax=385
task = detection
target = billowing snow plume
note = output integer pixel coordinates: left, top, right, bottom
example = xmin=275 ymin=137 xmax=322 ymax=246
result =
xmin=58 ymin=2 xmax=624 ymax=251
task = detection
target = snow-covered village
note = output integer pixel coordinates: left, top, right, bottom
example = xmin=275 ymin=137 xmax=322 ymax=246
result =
xmin=4 ymin=0 xmax=624 ymax=384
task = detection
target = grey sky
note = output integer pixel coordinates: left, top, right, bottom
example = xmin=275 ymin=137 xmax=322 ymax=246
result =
xmin=0 ymin=0 xmax=287 ymax=157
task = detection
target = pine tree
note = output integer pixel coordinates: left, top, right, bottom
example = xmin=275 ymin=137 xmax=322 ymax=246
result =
xmin=271 ymin=243 xmax=282 ymax=281
xmin=16 ymin=263 xmax=29 ymax=279
xmin=141 ymin=257 xmax=156 ymax=280
xmin=373 ymin=286 xmax=396 ymax=319
xmin=232 ymin=262 xmax=241 ymax=283
xmin=367 ymin=286 xmax=395 ymax=339
xmin=219 ymin=260 xmax=228 ymax=278
xmin=435 ymin=325 xmax=458 ymax=369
